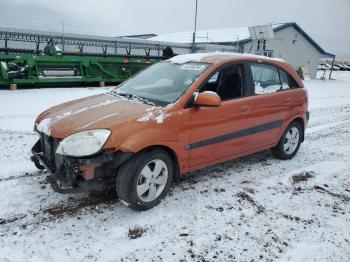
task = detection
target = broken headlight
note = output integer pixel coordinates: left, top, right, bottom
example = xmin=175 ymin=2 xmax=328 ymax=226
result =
xmin=56 ymin=129 xmax=111 ymax=157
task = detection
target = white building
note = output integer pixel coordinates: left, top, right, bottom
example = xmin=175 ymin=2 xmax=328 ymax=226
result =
xmin=0 ymin=23 xmax=335 ymax=79
xmin=150 ymin=22 xmax=335 ymax=79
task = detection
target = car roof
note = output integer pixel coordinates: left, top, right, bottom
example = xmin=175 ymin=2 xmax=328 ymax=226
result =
xmin=168 ymin=52 xmax=285 ymax=65
xmin=168 ymin=52 xmax=304 ymax=89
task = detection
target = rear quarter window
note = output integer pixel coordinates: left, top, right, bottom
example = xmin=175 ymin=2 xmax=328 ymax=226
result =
xmin=279 ymin=69 xmax=299 ymax=89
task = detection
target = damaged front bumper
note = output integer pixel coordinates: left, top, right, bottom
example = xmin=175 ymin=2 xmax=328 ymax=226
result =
xmin=31 ymin=135 xmax=132 ymax=193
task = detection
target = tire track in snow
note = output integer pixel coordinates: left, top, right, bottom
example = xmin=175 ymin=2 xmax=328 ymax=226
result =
xmin=0 ymin=171 xmax=46 ymax=183
xmin=0 ymin=191 xmax=118 ymax=230
xmin=307 ymin=104 xmax=350 ymax=128
xmin=306 ymin=119 xmax=350 ymax=135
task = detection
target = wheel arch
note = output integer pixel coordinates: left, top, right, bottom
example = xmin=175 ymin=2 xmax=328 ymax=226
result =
xmin=135 ymin=145 xmax=181 ymax=183
xmin=289 ymin=117 xmax=305 ymax=142
xmin=117 ymin=127 xmax=186 ymax=181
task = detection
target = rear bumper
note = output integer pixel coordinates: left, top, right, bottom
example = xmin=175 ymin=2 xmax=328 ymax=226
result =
xmin=31 ymin=138 xmax=132 ymax=192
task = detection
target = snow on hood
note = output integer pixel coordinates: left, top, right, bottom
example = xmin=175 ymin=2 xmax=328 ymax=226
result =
xmin=36 ymin=118 xmax=53 ymax=136
xmin=35 ymin=94 xmax=154 ymax=137
xmin=137 ymin=107 xmax=170 ymax=124
xmin=36 ymin=97 xmax=120 ymax=135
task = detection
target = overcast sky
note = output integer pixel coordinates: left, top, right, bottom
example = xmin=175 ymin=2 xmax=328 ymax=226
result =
xmin=1 ymin=0 xmax=349 ymax=57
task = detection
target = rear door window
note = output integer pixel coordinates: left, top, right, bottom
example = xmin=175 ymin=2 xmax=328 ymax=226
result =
xmin=250 ymin=63 xmax=281 ymax=94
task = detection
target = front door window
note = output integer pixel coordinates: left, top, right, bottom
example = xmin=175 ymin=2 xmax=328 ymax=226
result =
xmin=200 ymin=64 xmax=245 ymax=101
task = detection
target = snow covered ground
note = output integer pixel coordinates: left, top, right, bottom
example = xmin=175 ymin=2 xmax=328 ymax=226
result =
xmin=0 ymin=72 xmax=349 ymax=262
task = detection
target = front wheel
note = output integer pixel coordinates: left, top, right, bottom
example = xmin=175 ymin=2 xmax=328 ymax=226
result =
xmin=271 ymin=121 xmax=303 ymax=160
xmin=116 ymin=149 xmax=173 ymax=210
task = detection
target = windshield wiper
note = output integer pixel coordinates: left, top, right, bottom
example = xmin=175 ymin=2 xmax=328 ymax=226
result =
xmin=112 ymin=91 xmax=155 ymax=106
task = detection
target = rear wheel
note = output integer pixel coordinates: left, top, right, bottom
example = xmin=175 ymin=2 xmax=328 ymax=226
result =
xmin=271 ymin=121 xmax=303 ymax=160
xmin=116 ymin=149 xmax=173 ymax=210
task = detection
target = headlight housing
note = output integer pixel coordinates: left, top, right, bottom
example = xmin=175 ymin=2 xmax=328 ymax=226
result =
xmin=56 ymin=129 xmax=111 ymax=157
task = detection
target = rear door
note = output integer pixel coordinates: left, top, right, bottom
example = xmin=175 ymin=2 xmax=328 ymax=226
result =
xmin=248 ymin=62 xmax=297 ymax=149
xmin=188 ymin=63 xmax=255 ymax=168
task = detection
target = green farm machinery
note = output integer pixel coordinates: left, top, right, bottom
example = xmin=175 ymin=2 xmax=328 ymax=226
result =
xmin=0 ymin=42 xmax=156 ymax=87
xmin=0 ymin=27 xmax=238 ymax=88
xmin=0 ymin=28 xmax=181 ymax=88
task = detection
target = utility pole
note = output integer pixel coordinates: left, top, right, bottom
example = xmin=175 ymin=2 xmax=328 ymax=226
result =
xmin=61 ymin=20 xmax=65 ymax=52
xmin=192 ymin=0 xmax=198 ymax=53
xmin=329 ymin=56 xmax=335 ymax=80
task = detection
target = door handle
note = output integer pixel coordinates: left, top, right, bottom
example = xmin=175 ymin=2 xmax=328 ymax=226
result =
xmin=240 ymin=105 xmax=250 ymax=113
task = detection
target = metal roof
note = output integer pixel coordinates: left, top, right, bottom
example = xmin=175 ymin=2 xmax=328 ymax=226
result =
xmin=150 ymin=22 xmax=335 ymax=58
xmin=273 ymin=22 xmax=335 ymax=58
xmin=232 ymin=23 xmax=335 ymax=58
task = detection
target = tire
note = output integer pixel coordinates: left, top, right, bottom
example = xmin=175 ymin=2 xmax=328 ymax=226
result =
xmin=116 ymin=149 xmax=173 ymax=211
xmin=271 ymin=121 xmax=303 ymax=160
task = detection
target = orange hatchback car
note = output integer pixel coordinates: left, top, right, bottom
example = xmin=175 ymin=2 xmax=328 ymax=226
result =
xmin=31 ymin=52 xmax=309 ymax=210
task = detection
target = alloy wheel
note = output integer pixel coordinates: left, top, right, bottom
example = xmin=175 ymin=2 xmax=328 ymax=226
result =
xmin=283 ymin=126 xmax=300 ymax=155
xmin=136 ymin=159 xmax=169 ymax=202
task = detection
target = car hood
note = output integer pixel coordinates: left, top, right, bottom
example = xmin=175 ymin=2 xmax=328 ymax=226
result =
xmin=35 ymin=93 xmax=153 ymax=138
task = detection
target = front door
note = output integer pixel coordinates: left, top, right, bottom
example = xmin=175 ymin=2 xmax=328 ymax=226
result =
xmin=188 ymin=63 xmax=254 ymax=168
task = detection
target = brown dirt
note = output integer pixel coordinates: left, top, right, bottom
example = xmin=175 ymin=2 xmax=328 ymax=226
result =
xmin=128 ymin=227 xmax=144 ymax=239
xmin=292 ymin=171 xmax=315 ymax=185
xmin=44 ymin=191 xmax=118 ymax=218
xmin=236 ymin=191 xmax=265 ymax=214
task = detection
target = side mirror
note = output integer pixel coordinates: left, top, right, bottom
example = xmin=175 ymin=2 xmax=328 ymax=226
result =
xmin=194 ymin=91 xmax=222 ymax=107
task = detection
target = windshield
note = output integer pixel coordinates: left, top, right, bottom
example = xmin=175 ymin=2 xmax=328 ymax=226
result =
xmin=111 ymin=62 xmax=210 ymax=106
